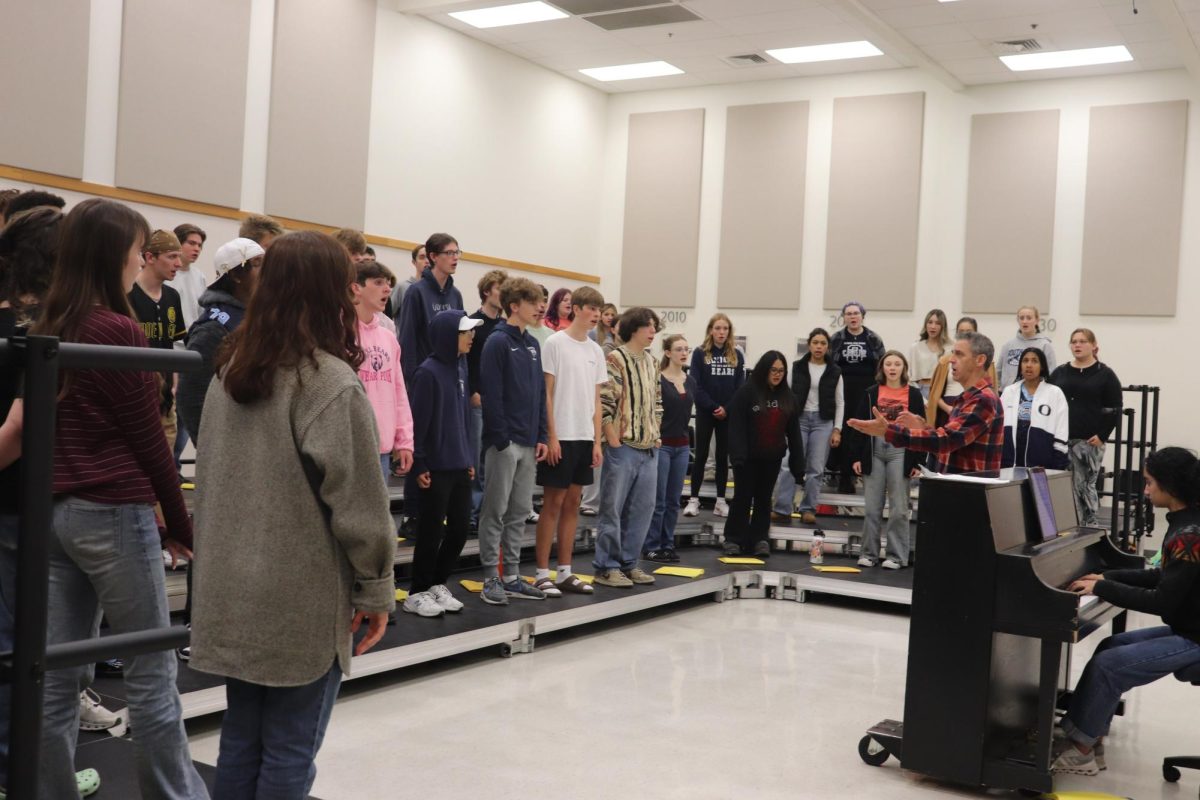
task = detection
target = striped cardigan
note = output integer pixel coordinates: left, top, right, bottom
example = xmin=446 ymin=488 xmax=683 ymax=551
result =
xmin=601 ymin=345 xmax=663 ymax=450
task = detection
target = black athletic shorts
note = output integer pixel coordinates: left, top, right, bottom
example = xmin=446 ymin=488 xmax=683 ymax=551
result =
xmin=536 ymin=440 xmax=595 ymax=488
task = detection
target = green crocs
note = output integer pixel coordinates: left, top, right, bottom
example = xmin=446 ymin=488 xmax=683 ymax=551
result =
xmin=77 ymin=768 xmax=101 ymax=798
xmin=0 ymin=768 xmax=100 ymax=799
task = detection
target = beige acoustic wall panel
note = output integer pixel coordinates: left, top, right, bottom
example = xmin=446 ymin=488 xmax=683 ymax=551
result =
xmin=717 ymin=102 xmax=808 ymax=309
xmin=266 ymin=0 xmax=376 ymax=228
xmin=620 ymin=109 xmax=704 ymax=308
xmin=0 ymin=1 xmax=90 ymax=177
xmin=1080 ymin=100 xmax=1188 ymax=317
xmin=961 ymin=110 xmax=1060 ymax=314
xmin=823 ymin=92 xmax=925 ymax=311
xmin=116 ymin=0 xmax=251 ymax=207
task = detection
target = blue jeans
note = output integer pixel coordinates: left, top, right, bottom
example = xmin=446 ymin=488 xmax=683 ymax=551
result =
xmin=215 ymin=662 xmax=341 ymax=799
xmin=1062 ymin=625 xmax=1200 ymax=746
xmin=469 ymin=405 xmax=484 ymax=523
xmin=41 ymin=498 xmax=207 ymax=800
xmin=646 ymin=444 xmax=689 ymax=552
xmin=380 ymin=453 xmax=391 ymax=482
xmin=774 ymin=412 xmax=833 ymax=515
xmin=0 ymin=515 xmax=17 ymax=787
xmin=594 ymin=444 xmax=658 ymax=571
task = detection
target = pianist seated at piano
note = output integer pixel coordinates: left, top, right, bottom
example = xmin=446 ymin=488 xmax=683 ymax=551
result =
xmin=1054 ymin=446 xmax=1200 ymax=776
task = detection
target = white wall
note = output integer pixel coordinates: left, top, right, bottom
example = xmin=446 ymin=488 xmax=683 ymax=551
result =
xmin=365 ymin=9 xmax=608 ymax=278
xmin=599 ymin=66 xmax=1200 ymax=452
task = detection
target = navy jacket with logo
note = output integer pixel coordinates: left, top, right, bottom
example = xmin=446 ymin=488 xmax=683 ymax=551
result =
xmin=398 ymin=268 xmax=463 ymax=379
xmin=479 ymin=321 xmax=548 ymax=451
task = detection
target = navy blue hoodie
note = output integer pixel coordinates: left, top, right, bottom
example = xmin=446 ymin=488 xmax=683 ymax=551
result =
xmin=690 ymin=346 xmax=746 ymax=414
xmin=409 ymin=310 xmax=472 ymax=475
xmin=398 ymin=267 xmax=463 ymax=379
xmin=480 ymin=320 xmax=547 ymax=451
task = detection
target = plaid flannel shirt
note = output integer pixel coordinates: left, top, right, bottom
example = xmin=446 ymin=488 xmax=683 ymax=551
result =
xmin=884 ymin=379 xmax=1003 ymax=474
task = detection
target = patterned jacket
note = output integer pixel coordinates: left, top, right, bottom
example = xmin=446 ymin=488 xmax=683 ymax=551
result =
xmin=600 ymin=345 xmax=663 ymax=450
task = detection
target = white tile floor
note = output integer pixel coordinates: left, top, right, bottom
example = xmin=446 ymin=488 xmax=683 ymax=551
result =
xmin=187 ymin=598 xmax=1198 ymax=799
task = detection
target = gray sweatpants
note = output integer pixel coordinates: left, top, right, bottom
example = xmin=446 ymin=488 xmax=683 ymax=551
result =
xmin=478 ymin=443 xmax=537 ymax=576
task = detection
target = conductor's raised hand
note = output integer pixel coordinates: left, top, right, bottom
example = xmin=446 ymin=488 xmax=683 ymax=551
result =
xmin=846 ymin=407 xmax=889 ymax=438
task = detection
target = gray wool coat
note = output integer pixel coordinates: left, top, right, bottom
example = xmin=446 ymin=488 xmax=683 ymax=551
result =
xmin=190 ymin=350 xmax=396 ymax=687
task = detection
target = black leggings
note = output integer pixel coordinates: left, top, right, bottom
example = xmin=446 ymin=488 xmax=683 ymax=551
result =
xmin=690 ymin=413 xmax=729 ymax=499
xmin=724 ymin=458 xmax=782 ymax=552
xmin=410 ymin=469 xmax=472 ymax=594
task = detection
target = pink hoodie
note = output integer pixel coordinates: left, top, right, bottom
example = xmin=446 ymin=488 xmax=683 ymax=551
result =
xmin=356 ymin=316 xmax=414 ymax=454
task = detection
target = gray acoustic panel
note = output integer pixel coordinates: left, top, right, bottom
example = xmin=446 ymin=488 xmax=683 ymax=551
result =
xmin=0 ymin=1 xmax=90 ymax=177
xmin=584 ymin=5 xmax=702 ymax=30
xmin=620 ymin=109 xmax=704 ymax=308
xmin=266 ymin=0 xmax=376 ymax=227
xmin=823 ymin=92 xmax=925 ymax=312
xmin=962 ymin=110 xmax=1060 ymax=315
xmin=554 ymin=0 xmax=661 ymax=13
xmin=1080 ymin=100 xmax=1188 ymax=317
xmin=717 ymin=101 xmax=809 ymax=309
xmin=116 ymin=0 xmax=250 ymax=206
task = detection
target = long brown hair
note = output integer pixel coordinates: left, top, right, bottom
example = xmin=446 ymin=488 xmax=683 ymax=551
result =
xmin=31 ymin=198 xmax=147 ymax=342
xmin=659 ymin=334 xmax=687 ymax=371
xmin=700 ymin=312 xmax=738 ymax=365
xmin=874 ymin=350 xmax=910 ymax=386
xmin=216 ymin=231 xmax=363 ymax=404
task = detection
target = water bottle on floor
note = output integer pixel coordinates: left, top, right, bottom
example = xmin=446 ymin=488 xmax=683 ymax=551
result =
xmin=810 ymin=531 xmax=825 ymax=565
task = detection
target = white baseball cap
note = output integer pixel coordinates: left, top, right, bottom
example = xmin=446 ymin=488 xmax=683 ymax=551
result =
xmin=212 ymin=238 xmax=266 ymax=279
xmin=458 ymin=316 xmax=483 ymax=332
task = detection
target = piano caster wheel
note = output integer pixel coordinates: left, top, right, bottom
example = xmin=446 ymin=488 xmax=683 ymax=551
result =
xmin=1163 ymin=764 xmax=1181 ymax=782
xmin=857 ymin=735 xmax=890 ymax=767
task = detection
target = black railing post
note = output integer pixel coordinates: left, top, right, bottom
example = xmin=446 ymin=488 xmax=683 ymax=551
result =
xmin=1121 ymin=409 xmax=1135 ymax=550
xmin=8 ymin=335 xmax=60 ymax=797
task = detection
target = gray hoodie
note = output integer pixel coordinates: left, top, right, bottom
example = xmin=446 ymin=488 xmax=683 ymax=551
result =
xmin=997 ymin=330 xmax=1056 ymax=388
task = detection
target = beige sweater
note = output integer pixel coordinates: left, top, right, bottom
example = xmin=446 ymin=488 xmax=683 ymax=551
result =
xmin=190 ymin=350 xmax=396 ymax=687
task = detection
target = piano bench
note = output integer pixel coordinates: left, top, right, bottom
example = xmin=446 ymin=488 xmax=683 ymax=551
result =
xmin=1161 ymin=659 xmax=1200 ymax=794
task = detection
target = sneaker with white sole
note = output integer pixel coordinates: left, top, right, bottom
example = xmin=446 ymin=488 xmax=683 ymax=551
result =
xmin=682 ymin=497 xmax=700 ymax=517
xmin=428 ymin=584 xmax=463 ymax=613
xmin=525 ymin=512 xmax=540 ymax=524
xmin=857 ymin=556 xmax=876 ymax=567
xmin=1051 ymin=744 xmax=1099 ymax=776
xmin=880 ymin=558 xmax=902 ymax=570
xmin=403 ymin=591 xmax=445 ymax=617
xmin=79 ymin=689 xmax=124 ymax=732
xmin=504 ymin=578 xmax=546 ymax=600
xmin=713 ymin=498 xmax=730 ymax=517
xmin=481 ymin=577 xmax=509 ymax=605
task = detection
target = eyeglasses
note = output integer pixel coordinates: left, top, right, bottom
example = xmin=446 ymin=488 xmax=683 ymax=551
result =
xmin=769 ymin=367 xmax=787 ymax=375
xmin=439 ymin=250 xmax=462 ymax=258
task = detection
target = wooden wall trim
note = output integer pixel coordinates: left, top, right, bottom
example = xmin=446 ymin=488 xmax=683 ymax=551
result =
xmin=0 ymin=164 xmax=600 ymax=284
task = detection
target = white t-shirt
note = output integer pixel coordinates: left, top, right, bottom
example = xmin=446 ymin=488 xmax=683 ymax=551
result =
xmin=543 ymin=330 xmax=608 ymax=441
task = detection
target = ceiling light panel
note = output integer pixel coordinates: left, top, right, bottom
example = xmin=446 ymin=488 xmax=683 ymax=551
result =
xmin=551 ymin=0 xmax=660 ymax=13
xmin=449 ymin=2 xmax=568 ymax=29
xmin=1000 ymin=45 xmax=1133 ymax=71
xmin=579 ymin=60 xmax=684 ymax=80
xmin=766 ymin=41 xmax=884 ymax=64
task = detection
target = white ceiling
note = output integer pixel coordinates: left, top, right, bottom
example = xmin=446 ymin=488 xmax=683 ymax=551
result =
xmin=389 ymin=0 xmax=1200 ymax=92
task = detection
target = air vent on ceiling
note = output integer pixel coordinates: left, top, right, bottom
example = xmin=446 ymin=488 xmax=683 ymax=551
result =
xmin=993 ymin=38 xmax=1043 ymax=54
xmin=722 ymin=53 xmax=769 ymax=68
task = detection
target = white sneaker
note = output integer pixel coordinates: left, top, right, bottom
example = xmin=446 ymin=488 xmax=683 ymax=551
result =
xmin=857 ymin=556 xmax=875 ymax=567
xmin=526 ymin=511 xmax=540 ymax=524
xmin=713 ymin=498 xmax=730 ymax=518
xmin=881 ymin=558 xmax=902 ymax=570
xmin=161 ymin=549 xmax=188 ymax=570
xmin=428 ymin=584 xmax=463 ymax=613
xmin=402 ymin=591 xmax=445 ymax=618
xmin=79 ymin=689 xmax=124 ymax=732
xmin=682 ymin=498 xmax=701 ymax=517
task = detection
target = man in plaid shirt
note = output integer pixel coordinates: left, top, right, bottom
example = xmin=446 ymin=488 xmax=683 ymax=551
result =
xmin=848 ymin=332 xmax=1003 ymax=474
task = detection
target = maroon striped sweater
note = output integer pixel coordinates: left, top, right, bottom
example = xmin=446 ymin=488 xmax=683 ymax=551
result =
xmin=54 ymin=308 xmax=192 ymax=548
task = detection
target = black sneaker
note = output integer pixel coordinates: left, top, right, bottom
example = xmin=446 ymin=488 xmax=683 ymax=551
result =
xmin=643 ymin=550 xmax=671 ymax=563
xmin=663 ymin=548 xmax=681 ymax=563
xmin=754 ymin=541 xmax=771 ymax=558
xmin=95 ymin=658 xmax=125 ymax=677
xmin=722 ymin=542 xmax=742 ymax=556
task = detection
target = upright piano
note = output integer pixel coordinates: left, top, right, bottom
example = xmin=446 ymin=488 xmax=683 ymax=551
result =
xmin=862 ymin=468 xmax=1143 ymax=794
